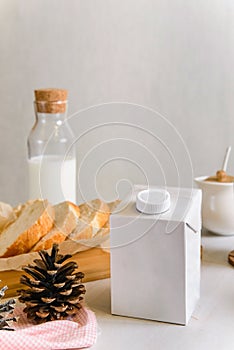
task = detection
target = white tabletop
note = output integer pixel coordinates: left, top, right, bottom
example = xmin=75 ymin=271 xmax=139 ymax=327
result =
xmin=85 ymin=231 xmax=234 ymax=349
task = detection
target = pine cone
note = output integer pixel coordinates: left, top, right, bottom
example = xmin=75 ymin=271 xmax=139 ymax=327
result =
xmin=18 ymin=244 xmax=86 ymax=323
xmin=0 ymin=283 xmax=17 ymax=331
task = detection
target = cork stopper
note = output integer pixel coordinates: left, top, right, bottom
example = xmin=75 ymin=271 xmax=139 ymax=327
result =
xmin=34 ymin=88 xmax=68 ymax=113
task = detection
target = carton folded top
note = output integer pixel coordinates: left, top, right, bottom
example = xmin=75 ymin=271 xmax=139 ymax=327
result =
xmin=113 ymin=185 xmax=202 ymax=233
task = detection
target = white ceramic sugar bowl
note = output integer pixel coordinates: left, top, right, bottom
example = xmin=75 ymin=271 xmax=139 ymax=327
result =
xmin=195 ymin=176 xmax=234 ymax=235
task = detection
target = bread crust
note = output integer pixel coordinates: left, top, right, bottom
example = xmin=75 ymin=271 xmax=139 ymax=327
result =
xmin=95 ymin=221 xmax=110 ymax=239
xmin=67 ymin=201 xmax=80 ymax=218
xmin=68 ymin=225 xmax=93 ymax=241
xmin=67 ymin=200 xmax=112 ymax=242
xmin=0 ymin=203 xmax=54 ymax=258
xmin=31 ymin=202 xmax=80 ymax=252
xmin=31 ymin=231 xmax=68 ymax=251
xmin=0 ymin=202 xmax=16 ymax=231
xmin=78 ymin=199 xmax=110 ymax=237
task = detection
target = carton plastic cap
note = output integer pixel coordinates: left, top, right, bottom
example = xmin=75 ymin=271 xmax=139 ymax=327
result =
xmin=136 ymin=189 xmax=171 ymax=214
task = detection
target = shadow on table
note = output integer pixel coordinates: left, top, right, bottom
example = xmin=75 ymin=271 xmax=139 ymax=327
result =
xmin=202 ymin=229 xmax=234 ymax=267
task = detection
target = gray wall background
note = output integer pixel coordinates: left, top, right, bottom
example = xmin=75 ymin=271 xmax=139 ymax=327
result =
xmin=0 ymin=0 xmax=233 ymax=205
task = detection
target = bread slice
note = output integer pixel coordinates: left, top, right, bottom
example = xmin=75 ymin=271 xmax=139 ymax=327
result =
xmin=94 ymin=200 xmax=121 ymax=252
xmin=89 ymin=199 xmax=120 ymax=243
xmin=79 ymin=199 xmax=110 ymax=234
xmin=0 ymin=202 xmax=17 ymax=231
xmin=68 ymin=199 xmax=110 ymax=242
xmin=14 ymin=199 xmax=34 ymax=218
xmin=95 ymin=220 xmax=110 ymax=238
xmin=68 ymin=222 xmax=93 ymax=241
xmin=0 ymin=200 xmax=54 ymax=258
xmin=31 ymin=201 xmax=80 ymax=252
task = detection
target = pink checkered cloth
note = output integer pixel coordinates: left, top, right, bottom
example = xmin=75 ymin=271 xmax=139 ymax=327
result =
xmin=0 ymin=306 xmax=97 ymax=350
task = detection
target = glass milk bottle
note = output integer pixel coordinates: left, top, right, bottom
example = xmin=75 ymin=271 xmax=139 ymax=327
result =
xmin=27 ymin=88 xmax=76 ymax=204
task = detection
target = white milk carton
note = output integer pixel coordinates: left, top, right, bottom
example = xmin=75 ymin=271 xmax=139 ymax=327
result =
xmin=110 ymin=186 xmax=202 ymax=325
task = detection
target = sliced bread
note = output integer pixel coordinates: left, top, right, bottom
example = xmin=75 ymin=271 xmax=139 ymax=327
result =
xmin=68 ymin=222 xmax=93 ymax=242
xmin=0 ymin=202 xmax=17 ymax=231
xmin=14 ymin=199 xmax=34 ymax=218
xmin=95 ymin=220 xmax=110 ymax=239
xmin=0 ymin=200 xmax=54 ymax=258
xmin=68 ymin=199 xmax=110 ymax=242
xmin=79 ymin=198 xmax=110 ymax=234
xmin=31 ymin=201 xmax=80 ymax=252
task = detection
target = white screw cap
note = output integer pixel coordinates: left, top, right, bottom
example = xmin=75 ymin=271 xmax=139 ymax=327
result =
xmin=136 ymin=189 xmax=171 ymax=214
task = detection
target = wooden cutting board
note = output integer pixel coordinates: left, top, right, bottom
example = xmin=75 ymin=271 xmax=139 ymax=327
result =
xmin=0 ymin=247 xmax=110 ymax=298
